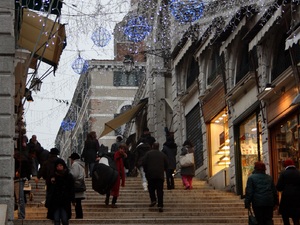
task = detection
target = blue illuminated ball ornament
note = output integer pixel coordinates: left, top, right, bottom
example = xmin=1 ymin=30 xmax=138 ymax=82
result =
xmin=71 ymin=56 xmax=89 ymax=74
xmin=169 ymin=0 xmax=205 ymax=23
xmin=91 ymin=27 xmax=111 ymax=47
xmin=123 ymin=16 xmax=152 ymax=43
xmin=61 ymin=120 xmax=76 ymax=131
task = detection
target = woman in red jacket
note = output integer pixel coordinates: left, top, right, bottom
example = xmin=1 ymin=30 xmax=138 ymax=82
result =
xmin=106 ymin=143 xmax=127 ymax=207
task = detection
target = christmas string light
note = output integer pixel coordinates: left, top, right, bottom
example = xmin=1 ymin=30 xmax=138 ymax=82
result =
xmin=91 ymin=27 xmax=112 ymax=47
xmin=123 ymin=16 xmax=152 ymax=42
xmin=169 ymin=0 xmax=205 ymax=23
xmin=71 ymin=55 xmax=89 ymax=74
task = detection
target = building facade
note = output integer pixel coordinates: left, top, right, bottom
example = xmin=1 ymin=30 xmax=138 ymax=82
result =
xmin=55 ymin=59 xmax=146 ymax=161
xmin=127 ymin=0 xmax=300 ymax=196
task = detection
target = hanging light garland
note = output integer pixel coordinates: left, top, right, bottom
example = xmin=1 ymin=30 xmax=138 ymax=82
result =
xmin=71 ymin=55 xmax=89 ymax=74
xmin=91 ymin=27 xmax=111 ymax=47
xmin=123 ymin=16 xmax=152 ymax=42
xmin=61 ymin=120 xmax=76 ymax=131
xmin=169 ymin=0 xmax=205 ymax=23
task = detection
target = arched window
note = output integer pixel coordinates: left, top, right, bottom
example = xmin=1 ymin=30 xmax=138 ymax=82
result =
xmin=271 ymin=33 xmax=293 ymax=81
xmin=208 ymin=47 xmax=223 ymax=85
xmin=236 ymin=42 xmax=250 ymax=84
xmin=186 ymin=58 xmax=199 ymax=89
xmin=114 ymin=105 xmax=132 ymax=135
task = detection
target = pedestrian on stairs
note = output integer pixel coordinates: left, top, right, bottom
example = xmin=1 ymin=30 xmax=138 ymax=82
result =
xmin=244 ymin=161 xmax=278 ymax=225
xmin=107 ymin=143 xmax=127 ymax=208
xmin=69 ymin=153 xmax=86 ymax=219
xmin=46 ymin=158 xmax=75 ymax=225
xmin=276 ymin=158 xmax=300 ymax=225
xmin=162 ymin=136 xmax=177 ymax=190
xmin=143 ymin=142 xmax=168 ymax=212
xmin=180 ymin=140 xmax=195 ymax=190
xmin=81 ymin=131 xmax=100 ymax=178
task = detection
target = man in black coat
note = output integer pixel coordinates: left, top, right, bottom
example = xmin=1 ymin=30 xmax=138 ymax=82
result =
xmin=276 ymin=158 xmax=300 ymax=225
xmin=142 ymin=143 xmax=168 ymax=212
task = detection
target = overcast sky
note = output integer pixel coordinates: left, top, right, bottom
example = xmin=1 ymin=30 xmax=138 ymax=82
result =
xmin=24 ymin=0 xmax=130 ymax=150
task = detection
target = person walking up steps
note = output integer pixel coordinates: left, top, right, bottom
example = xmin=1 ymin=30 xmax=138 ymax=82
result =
xmin=276 ymin=158 xmax=300 ymax=225
xmin=69 ymin=153 xmax=86 ymax=219
xmin=81 ymin=131 xmax=100 ymax=178
xmin=107 ymin=143 xmax=127 ymax=208
xmin=180 ymin=140 xmax=195 ymax=190
xmin=245 ymin=161 xmax=278 ymax=225
xmin=143 ymin=142 xmax=168 ymax=212
xmin=162 ymin=136 xmax=177 ymax=190
xmin=46 ymin=158 xmax=75 ymax=225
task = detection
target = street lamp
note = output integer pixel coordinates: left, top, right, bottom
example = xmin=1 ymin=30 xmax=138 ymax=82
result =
xmin=123 ymin=55 xmax=134 ymax=74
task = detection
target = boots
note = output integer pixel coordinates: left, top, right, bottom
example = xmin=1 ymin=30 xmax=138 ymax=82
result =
xmin=111 ymin=196 xmax=117 ymax=208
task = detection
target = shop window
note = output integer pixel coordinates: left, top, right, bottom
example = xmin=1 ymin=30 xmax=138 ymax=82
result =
xmin=210 ymin=109 xmax=229 ymax=176
xmin=186 ymin=103 xmax=203 ymax=168
xmin=271 ymin=114 xmax=299 ymax=180
xmin=238 ymin=113 xmax=261 ymax=195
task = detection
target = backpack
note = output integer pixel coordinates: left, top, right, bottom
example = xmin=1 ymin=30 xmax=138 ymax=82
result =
xmin=92 ymin=155 xmax=118 ymax=195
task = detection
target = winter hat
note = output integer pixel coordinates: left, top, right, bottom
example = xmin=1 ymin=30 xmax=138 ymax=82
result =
xmin=50 ymin=148 xmax=60 ymax=155
xmin=69 ymin=152 xmax=80 ymax=160
xmin=284 ymin=158 xmax=295 ymax=167
xmin=54 ymin=158 xmax=67 ymax=169
xmin=254 ymin=161 xmax=266 ymax=172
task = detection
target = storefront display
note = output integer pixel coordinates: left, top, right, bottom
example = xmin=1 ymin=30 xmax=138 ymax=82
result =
xmin=239 ymin=113 xmax=261 ymax=195
xmin=210 ymin=109 xmax=230 ymax=176
xmin=271 ymin=114 xmax=299 ymax=180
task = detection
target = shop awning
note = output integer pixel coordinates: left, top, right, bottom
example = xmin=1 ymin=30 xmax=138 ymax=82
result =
xmin=99 ymin=99 xmax=148 ymax=138
xmin=16 ymin=0 xmax=63 ymax=16
xmin=220 ymin=16 xmax=246 ymax=54
xmin=18 ymin=8 xmax=66 ymax=70
xmin=249 ymin=6 xmax=282 ymax=51
xmin=285 ymin=26 xmax=300 ymax=50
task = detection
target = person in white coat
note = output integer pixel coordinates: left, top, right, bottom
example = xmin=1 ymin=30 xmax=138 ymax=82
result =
xmin=69 ymin=153 xmax=86 ymax=219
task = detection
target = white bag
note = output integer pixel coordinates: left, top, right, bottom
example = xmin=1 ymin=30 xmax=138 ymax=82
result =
xmin=179 ymin=153 xmax=194 ymax=167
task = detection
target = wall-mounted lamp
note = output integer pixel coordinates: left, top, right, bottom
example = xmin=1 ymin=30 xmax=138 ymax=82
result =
xmin=24 ymin=88 xmax=34 ymax=102
xmin=123 ymin=55 xmax=134 ymax=74
xmin=291 ymin=93 xmax=300 ymax=106
xmin=30 ymin=78 xmax=43 ymax=92
xmin=264 ymin=83 xmax=274 ymax=91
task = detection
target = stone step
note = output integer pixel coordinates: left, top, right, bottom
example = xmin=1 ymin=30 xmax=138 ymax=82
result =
xmin=13 ymin=217 xmax=284 ymax=225
xmin=15 ymin=177 xmax=284 ymax=225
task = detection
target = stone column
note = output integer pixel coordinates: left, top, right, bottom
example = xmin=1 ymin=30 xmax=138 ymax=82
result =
xmin=0 ymin=1 xmax=16 ymax=224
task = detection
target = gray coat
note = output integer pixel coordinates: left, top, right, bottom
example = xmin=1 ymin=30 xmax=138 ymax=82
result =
xmin=70 ymin=159 xmax=86 ymax=199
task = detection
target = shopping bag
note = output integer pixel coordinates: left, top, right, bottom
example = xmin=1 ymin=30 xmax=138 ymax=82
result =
xmin=248 ymin=208 xmax=258 ymax=225
xmin=179 ymin=153 xmax=194 ymax=167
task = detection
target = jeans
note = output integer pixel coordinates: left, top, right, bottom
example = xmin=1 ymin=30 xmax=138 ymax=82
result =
xmin=53 ymin=207 xmax=69 ymax=225
xmin=14 ymin=179 xmax=25 ymax=219
xmin=88 ymin=162 xmax=95 ymax=177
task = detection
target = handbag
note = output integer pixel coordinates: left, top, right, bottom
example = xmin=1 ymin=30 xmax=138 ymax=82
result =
xmin=179 ymin=153 xmax=194 ymax=167
xmin=74 ymin=179 xmax=86 ymax=193
xmin=248 ymin=208 xmax=258 ymax=225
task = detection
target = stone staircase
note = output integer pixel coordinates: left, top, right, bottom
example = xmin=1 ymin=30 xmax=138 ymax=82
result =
xmin=14 ymin=176 xmax=284 ymax=225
